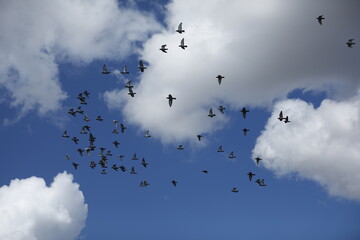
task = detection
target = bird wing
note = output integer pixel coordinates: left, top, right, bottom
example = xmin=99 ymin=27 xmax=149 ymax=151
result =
xmin=178 ymin=22 xmax=182 ymax=31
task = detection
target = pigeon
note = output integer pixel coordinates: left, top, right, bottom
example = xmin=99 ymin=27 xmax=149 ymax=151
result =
xmin=118 ymin=155 xmax=124 ymax=161
xmin=179 ymin=38 xmax=188 ymax=49
xmin=346 ymin=39 xmax=355 ymax=48
xmin=72 ymin=162 xmax=79 ymax=170
xmin=217 ymin=145 xmax=224 ymax=152
xmin=112 ymin=164 xmax=119 ymax=171
xmin=102 ymin=64 xmax=110 ymax=74
xmin=132 ymin=154 xmax=138 ymax=160
xmin=216 ymin=75 xmax=224 ymax=85
xmin=218 ymin=105 xmax=225 ymax=114
xmin=228 ymin=151 xmax=236 ymax=159
xmin=83 ymin=114 xmax=90 ymax=122
xmin=76 ymin=106 xmax=84 ymax=114
xmin=119 ymin=165 xmax=126 ymax=172
xmin=278 ymin=111 xmax=284 ymax=121
xmin=89 ymin=133 xmax=96 ymax=142
xmin=96 ymin=115 xmax=103 ymax=121
xmin=241 ymin=107 xmax=249 ymax=119
xmin=144 ymin=130 xmax=151 ymax=138
xmin=208 ymin=108 xmax=216 ymax=117
xmin=79 ymin=99 xmax=87 ymax=105
xmin=77 ymin=148 xmax=84 ymax=157
xmin=128 ymin=88 xmax=136 ymax=97
xmin=90 ymin=161 xmax=97 ymax=169
xmin=139 ymin=60 xmax=146 ymax=72
xmin=80 ymin=128 xmax=87 ymax=134
xmin=202 ymin=170 xmax=208 ymax=174
xmin=141 ymin=158 xmax=148 ymax=168
xmin=65 ymin=154 xmax=71 ymax=160
xmin=99 ymin=147 xmax=106 ymax=154
xmin=130 ymin=167 xmax=137 ymax=174
xmin=177 ymin=145 xmax=184 ymax=150
xmin=113 ymin=141 xmax=120 ymax=148
xmin=120 ymin=123 xmax=127 ymax=133
xmin=72 ymin=137 xmax=79 ymax=144
xmin=140 ymin=180 xmax=150 ymax=187
xmin=68 ymin=109 xmax=76 ymax=117
xmin=171 ymin=180 xmax=178 ymax=187
xmin=196 ymin=135 xmax=203 ymax=141
xmin=160 ymin=44 xmax=168 ymax=53
xmin=242 ymin=128 xmax=250 ymax=136
xmin=77 ymin=93 xmax=85 ymax=102
xmin=247 ymin=172 xmax=255 ymax=181
xmin=62 ymin=131 xmax=70 ymax=138
xmin=121 ymin=65 xmax=129 ymax=74
xmin=167 ymin=94 xmax=176 ymax=107
xmin=106 ymin=150 xmax=112 ymax=156
xmin=113 ymin=120 xmax=119 ymax=127
xmin=255 ymin=157 xmax=262 ymax=165
xmin=284 ymin=116 xmax=290 ymax=123
xmin=176 ymin=22 xmax=185 ymax=34
xmin=125 ymin=81 xmax=133 ymax=89
xmin=101 ymin=169 xmax=107 ymax=175
xmin=85 ymin=148 xmax=91 ymax=156
xmin=317 ymin=15 xmax=324 ymax=25
xmin=255 ymin=179 xmax=267 ymax=186
xmin=231 ymin=187 xmax=239 ymax=193
xmin=83 ymin=90 xmax=90 ymax=98
xmin=112 ymin=129 xmax=119 ymax=134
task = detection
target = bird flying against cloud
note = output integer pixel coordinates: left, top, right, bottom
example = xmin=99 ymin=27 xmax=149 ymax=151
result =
xmin=247 ymin=172 xmax=255 ymax=181
xmin=121 ymin=65 xmax=129 ymax=74
xmin=216 ymin=75 xmax=224 ymax=85
xmin=160 ymin=44 xmax=168 ymax=53
xmin=179 ymin=38 xmax=188 ymax=49
xmin=346 ymin=39 xmax=355 ymax=48
xmin=208 ymin=108 xmax=216 ymax=117
xmin=241 ymin=107 xmax=249 ymax=119
xmin=176 ymin=22 xmax=185 ymax=34
xmin=139 ymin=60 xmax=146 ymax=72
xmin=102 ymin=64 xmax=110 ymax=74
xmin=218 ymin=105 xmax=225 ymax=114
xmin=167 ymin=94 xmax=176 ymax=107
xmin=316 ymin=15 xmax=324 ymax=25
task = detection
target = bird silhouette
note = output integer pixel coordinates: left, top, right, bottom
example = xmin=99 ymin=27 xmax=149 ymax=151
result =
xmin=231 ymin=187 xmax=239 ymax=193
xmin=241 ymin=107 xmax=249 ymax=119
xmin=216 ymin=75 xmax=224 ymax=85
xmin=65 ymin=154 xmax=71 ymax=160
xmin=62 ymin=131 xmax=70 ymax=138
xmin=167 ymin=94 xmax=176 ymax=107
xmin=96 ymin=115 xmax=103 ymax=121
xmin=346 ymin=39 xmax=355 ymax=48
xmin=284 ymin=116 xmax=290 ymax=123
xmin=179 ymin=38 xmax=188 ymax=49
xmin=102 ymin=64 xmax=110 ymax=74
xmin=101 ymin=169 xmax=107 ymax=175
xmin=72 ymin=162 xmax=79 ymax=170
xmin=202 ymin=170 xmax=208 ymax=174
xmin=139 ymin=60 xmax=146 ymax=72
xmin=208 ymin=108 xmax=216 ymax=117
xmin=83 ymin=114 xmax=90 ymax=122
xmin=247 ymin=172 xmax=255 ymax=181
xmin=144 ymin=130 xmax=151 ymax=138
xmin=255 ymin=157 xmax=262 ymax=165
xmin=278 ymin=111 xmax=284 ymax=121
xmin=77 ymin=148 xmax=84 ymax=157
xmin=177 ymin=145 xmax=184 ymax=150
xmin=141 ymin=158 xmax=148 ymax=168
xmin=196 ymin=135 xmax=203 ymax=141
xmin=121 ymin=65 xmax=129 ymax=74
xmin=218 ymin=105 xmax=225 ymax=114
xmin=118 ymin=155 xmax=124 ymax=161
xmin=242 ymin=128 xmax=250 ymax=136
xmin=132 ymin=154 xmax=138 ymax=160
xmin=176 ymin=22 xmax=185 ymax=33
xmin=130 ymin=167 xmax=137 ymax=174
xmin=68 ymin=109 xmax=76 ymax=117
xmin=255 ymin=179 xmax=267 ymax=186
xmin=120 ymin=123 xmax=127 ymax=133
xmin=217 ymin=145 xmax=224 ymax=152
xmin=90 ymin=161 xmax=97 ymax=169
xmin=72 ymin=137 xmax=79 ymax=144
xmin=76 ymin=106 xmax=84 ymax=114
xmin=83 ymin=90 xmax=90 ymax=98
xmin=228 ymin=151 xmax=236 ymax=159
xmin=128 ymin=88 xmax=136 ymax=97
xmin=316 ymin=15 xmax=324 ymax=25
xmin=171 ymin=180 xmax=178 ymax=186
xmin=160 ymin=44 xmax=168 ymax=53
xmin=113 ymin=141 xmax=120 ymax=148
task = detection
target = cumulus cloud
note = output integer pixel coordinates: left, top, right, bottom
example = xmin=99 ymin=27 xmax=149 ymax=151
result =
xmin=103 ymin=0 xmax=360 ymax=143
xmin=0 ymin=172 xmax=88 ymax=240
xmin=252 ymin=92 xmax=360 ymax=201
xmin=0 ymin=0 xmax=161 ymax=117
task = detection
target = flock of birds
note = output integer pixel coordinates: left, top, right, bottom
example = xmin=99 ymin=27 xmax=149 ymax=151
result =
xmin=62 ymin=17 xmax=353 ymax=192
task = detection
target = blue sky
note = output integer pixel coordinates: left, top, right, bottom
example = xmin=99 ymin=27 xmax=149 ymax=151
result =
xmin=1 ymin=0 xmax=360 ymax=239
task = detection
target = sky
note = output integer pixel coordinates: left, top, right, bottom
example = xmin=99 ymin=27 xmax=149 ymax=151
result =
xmin=1 ymin=0 xmax=360 ymax=239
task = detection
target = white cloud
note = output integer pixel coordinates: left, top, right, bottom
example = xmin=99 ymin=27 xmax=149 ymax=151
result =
xmin=0 ymin=0 xmax=161 ymax=117
xmin=103 ymin=0 xmax=360 ymax=143
xmin=0 ymin=172 xmax=88 ymax=240
xmin=252 ymin=92 xmax=360 ymax=201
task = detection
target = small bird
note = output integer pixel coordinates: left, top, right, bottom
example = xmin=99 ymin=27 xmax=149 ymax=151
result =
xmin=231 ymin=187 xmax=239 ymax=193
xmin=62 ymin=131 xmax=70 ymax=138
xmin=90 ymin=161 xmax=97 ymax=169
xmin=72 ymin=162 xmax=79 ymax=170
xmin=160 ymin=44 xmax=168 ymax=53
xmin=118 ymin=155 xmax=124 ymax=161
xmin=176 ymin=22 xmax=185 ymax=34
xmin=255 ymin=157 xmax=262 ymax=165
xmin=119 ymin=165 xmax=126 ymax=172
xmin=144 ymin=130 xmax=151 ymax=138
xmin=83 ymin=114 xmax=90 ymax=122
xmin=346 ymin=39 xmax=355 ymax=48
xmin=113 ymin=141 xmax=120 ymax=148
xmin=196 ymin=135 xmax=203 ymax=141
xmin=112 ymin=129 xmax=119 ymax=134
xmin=77 ymin=93 xmax=85 ymax=102
xmin=106 ymin=150 xmax=112 ymax=156
xmin=99 ymin=147 xmax=106 ymax=154
xmin=96 ymin=115 xmax=103 ymax=121
xmin=316 ymin=15 xmax=324 ymax=25
xmin=76 ymin=106 xmax=84 ymax=114
xmin=85 ymin=148 xmax=91 ymax=156
xmin=77 ymin=148 xmax=84 ymax=157
xmin=132 ymin=154 xmax=138 ymax=160
xmin=247 ymin=172 xmax=255 ymax=181
xmin=167 ymin=94 xmax=176 ymax=107
xmin=216 ymin=75 xmax=224 ymax=85
xmin=217 ymin=145 xmax=224 ymax=152
xmin=255 ymin=179 xmax=267 ymax=186
xmin=125 ymin=81 xmax=133 ymax=89
xmin=113 ymin=120 xmax=119 ymax=127
xmin=101 ymin=169 xmax=107 ymax=175
xmin=102 ymin=64 xmax=110 ymax=74
xmin=284 ymin=116 xmax=290 ymax=123
xmin=278 ymin=111 xmax=284 ymax=121
xmin=112 ymin=164 xmax=119 ymax=171
xmin=139 ymin=60 xmax=146 ymax=72
xmin=242 ymin=128 xmax=250 ymax=136
xmin=171 ymin=180 xmax=178 ymax=187
xmin=202 ymin=170 xmax=208 ymax=174
xmin=65 ymin=154 xmax=71 ymax=160
xmin=72 ymin=137 xmax=79 ymax=144
xmin=128 ymin=88 xmax=136 ymax=97
xmin=89 ymin=133 xmax=96 ymax=142
xmin=141 ymin=158 xmax=148 ymax=168
xmin=208 ymin=108 xmax=216 ymax=117
xmin=83 ymin=125 xmax=91 ymax=132
xmin=120 ymin=123 xmax=127 ymax=133
xmin=130 ymin=167 xmax=137 ymax=174
xmin=228 ymin=151 xmax=236 ymax=159
xmin=241 ymin=107 xmax=249 ymax=119
xmin=83 ymin=90 xmax=90 ymax=98
xmin=140 ymin=180 xmax=150 ymax=187
xmin=121 ymin=65 xmax=129 ymax=74
xmin=68 ymin=109 xmax=76 ymax=117
xmin=218 ymin=105 xmax=225 ymax=114
xmin=177 ymin=145 xmax=184 ymax=150
xmin=179 ymin=38 xmax=188 ymax=49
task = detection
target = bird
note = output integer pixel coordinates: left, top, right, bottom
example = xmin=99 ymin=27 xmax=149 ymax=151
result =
xmin=76 ymin=106 xmax=84 ymax=114
xmin=119 ymin=165 xmax=126 ymax=172
xmin=316 ymin=15 xmax=324 ymax=25
xmin=90 ymin=161 xmax=97 ymax=169
xmin=82 ymin=125 xmax=91 ymax=132
xmin=112 ymin=164 xmax=119 ymax=171
xmin=179 ymin=38 xmax=187 ymax=49
xmin=132 ymin=154 xmax=138 ymax=160
xmin=241 ymin=107 xmax=249 ymax=119
xmin=278 ymin=111 xmax=284 ymax=121
xmin=130 ymin=167 xmax=137 ymax=174
xmin=68 ymin=109 xmax=76 ymax=117
xmin=247 ymin=172 xmax=255 ymax=181
xmin=177 ymin=145 xmax=184 ymax=150
xmin=346 ymin=39 xmax=355 ymax=48
xmin=113 ymin=120 xmax=119 ymax=127
xmin=85 ymin=148 xmax=91 ymax=156
xmin=112 ymin=129 xmax=119 ymax=134
xmin=77 ymin=148 xmax=84 ymax=157
xmin=140 ymin=180 xmax=150 ymax=187
xmin=83 ymin=90 xmax=90 ymax=98
xmin=72 ymin=137 xmax=79 ymax=144
xmin=208 ymin=108 xmax=216 ymax=117
xmin=284 ymin=116 xmax=290 ymax=123
xmin=125 ymin=81 xmax=133 ymax=89
xmin=160 ymin=44 xmax=168 ymax=53
xmin=141 ymin=158 xmax=148 ymax=168
xmin=216 ymin=75 xmax=224 ymax=85
xmin=242 ymin=128 xmax=250 ymax=136
xmin=171 ymin=180 xmax=178 ymax=186
xmin=83 ymin=114 xmax=90 ymax=122
xmin=65 ymin=154 xmax=71 ymax=160
xmin=128 ymin=88 xmax=136 ymax=97
xmin=80 ymin=128 xmax=87 ymax=134
xmin=101 ymin=169 xmax=107 ymax=175
xmin=113 ymin=141 xmax=120 ymax=148
xmin=255 ymin=179 xmax=267 ymax=186
xmin=166 ymin=94 xmax=176 ymax=107
xmin=231 ymin=187 xmax=239 ymax=193
xmin=218 ymin=105 xmax=225 ymax=114
xmin=62 ymin=131 xmax=70 ymax=138
xmin=120 ymin=123 xmax=127 ymax=133
xmin=217 ymin=145 xmax=224 ymax=152
xmin=106 ymin=150 xmax=112 ymax=156
xmin=144 ymin=130 xmax=151 ymax=138
xmin=255 ymin=157 xmax=262 ymax=165
xmin=228 ymin=151 xmax=236 ymax=159
xmin=72 ymin=162 xmax=79 ymax=170
xmin=118 ymin=155 xmax=124 ymax=161
xmin=96 ymin=115 xmax=103 ymax=121
xmin=102 ymin=64 xmax=110 ymax=74
xmin=121 ymin=65 xmax=129 ymax=74
xmin=176 ymin=22 xmax=185 ymax=33
xmin=139 ymin=60 xmax=146 ymax=72
xmin=196 ymin=135 xmax=203 ymax=141
xmin=202 ymin=170 xmax=208 ymax=174
xmin=89 ymin=133 xmax=96 ymax=142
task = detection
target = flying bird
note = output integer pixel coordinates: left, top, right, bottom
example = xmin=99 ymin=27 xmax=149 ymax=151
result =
xmin=72 ymin=162 xmax=79 ymax=170
xmin=77 ymin=148 xmax=84 ymax=157
xmin=130 ymin=167 xmax=137 ymax=174
xmin=120 ymin=123 xmax=127 ymax=133
xmin=76 ymin=106 xmax=84 ymax=114
xmin=179 ymin=38 xmax=187 ymax=49
xmin=255 ymin=179 xmax=267 ymax=186
xmin=242 ymin=128 xmax=250 ymax=136
xmin=113 ymin=141 xmax=120 ymax=148
xmin=316 ymin=15 xmax=324 ymax=25
xmin=83 ymin=114 xmax=90 ymax=122
xmin=141 ymin=158 xmax=148 ymax=168
xmin=102 ymin=64 xmax=110 ymax=74
xmin=101 ymin=169 xmax=107 ymax=175
xmin=96 ymin=115 xmax=103 ymax=121
xmin=90 ymin=161 xmax=97 ymax=169
xmin=144 ymin=130 xmax=151 ymax=138
xmin=196 ymin=135 xmax=203 ymax=141
xmin=140 ymin=180 xmax=150 ymax=187
xmin=119 ymin=165 xmax=126 ymax=172
xmin=85 ymin=148 xmax=91 ymax=156
xmin=112 ymin=164 xmax=119 ymax=171
xmin=176 ymin=22 xmax=185 ymax=33
xmin=118 ymin=155 xmax=124 ymax=161
xmin=228 ymin=151 xmax=236 ymax=159
xmin=72 ymin=137 xmax=79 ymax=144
xmin=139 ymin=60 xmax=146 ymax=72
xmin=202 ymin=170 xmax=208 ymax=174
xmin=83 ymin=90 xmax=90 ymax=98
xmin=171 ymin=180 xmax=178 ymax=187
xmin=113 ymin=120 xmax=119 ymax=127
xmin=208 ymin=108 xmax=216 ymax=117
xmin=68 ymin=109 xmax=76 ymax=117
xmin=167 ymin=94 xmax=176 ymax=107
xmin=218 ymin=105 xmax=225 ymax=114
xmin=125 ymin=81 xmax=133 ymax=89
xmin=121 ymin=65 xmax=129 ymax=74
xmin=177 ymin=145 xmax=184 ymax=150
xmin=112 ymin=129 xmax=119 ymax=134
xmin=62 ymin=131 xmax=70 ymax=138
xmin=247 ymin=172 xmax=255 ymax=181
xmin=217 ymin=145 xmax=224 ymax=152
xmin=65 ymin=154 xmax=71 ymax=160
xmin=284 ymin=116 xmax=290 ymax=123
xmin=346 ymin=39 xmax=355 ymax=48
xmin=160 ymin=44 xmax=168 ymax=53
xmin=231 ymin=187 xmax=239 ymax=193
xmin=278 ymin=111 xmax=284 ymax=121
xmin=255 ymin=157 xmax=262 ymax=165
xmin=241 ymin=107 xmax=249 ymax=119
xmin=128 ymin=88 xmax=136 ymax=97
xmin=132 ymin=154 xmax=138 ymax=160
xmin=106 ymin=150 xmax=112 ymax=156
xmin=216 ymin=75 xmax=224 ymax=85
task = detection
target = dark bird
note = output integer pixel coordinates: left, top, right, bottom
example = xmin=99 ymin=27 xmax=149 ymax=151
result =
xmin=144 ymin=130 xmax=151 ymax=138
xmin=99 ymin=147 xmax=106 ymax=154
xmin=83 ymin=125 xmax=91 ymax=132
xmin=160 ymin=44 xmax=168 ymax=53
xmin=216 ymin=75 xmax=224 ymax=85
xmin=65 ymin=154 xmax=71 ymax=160
xmin=128 ymin=88 xmax=136 ymax=97
xmin=72 ymin=162 xmax=79 ymax=170
xmin=255 ymin=157 xmax=262 ymax=165
xmin=196 ymin=135 xmax=203 ymax=141
xmin=112 ymin=129 xmax=119 ymax=134
xmin=218 ymin=105 xmax=225 ymax=114
xmin=132 ymin=154 xmax=138 ymax=160
xmin=72 ymin=137 xmax=79 ymax=144
xmin=284 ymin=116 xmax=290 ymax=123
xmin=79 ymin=99 xmax=87 ymax=105
xmin=90 ymin=161 xmax=97 ymax=169
xmin=278 ymin=111 xmax=284 ymax=121
xmin=139 ymin=60 xmax=146 ymax=72
xmin=316 ymin=15 xmax=324 ymax=25
xmin=77 ymin=93 xmax=85 ymax=102
xmin=241 ymin=107 xmax=249 ymax=119
xmin=96 ymin=115 xmax=103 ymax=121
xmin=118 ymin=155 xmax=124 ymax=161
xmin=83 ymin=90 xmax=90 ymax=98
xmin=89 ymin=133 xmax=96 ymax=142
xmin=120 ymin=123 xmax=127 ymax=133
xmin=247 ymin=172 xmax=255 ymax=181
xmin=102 ymin=64 xmax=110 ymax=74
xmin=80 ymin=128 xmax=87 ymax=134
xmin=346 ymin=39 xmax=355 ymax=48
xmin=83 ymin=114 xmax=90 ymax=122
xmin=113 ymin=120 xmax=119 ymax=127
xmin=112 ymin=164 xmax=119 ymax=171
xmin=231 ymin=187 xmax=239 ymax=193
xmin=121 ymin=65 xmax=129 ymax=74
xmin=77 ymin=148 xmax=84 ymax=157
xmin=176 ymin=22 xmax=185 ymax=34
xmin=140 ymin=180 xmax=150 ymax=187
xmin=179 ymin=38 xmax=188 ymax=49
xmin=228 ymin=151 xmax=236 ymax=159
xmin=255 ymin=179 xmax=267 ymax=186
xmin=242 ymin=128 xmax=250 ymax=136
xmin=101 ymin=169 xmax=107 ymax=175
xmin=62 ymin=131 xmax=70 ymax=138
xmin=130 ymin=167 xmax=137 ymax=174
xmin=76 ymin=106 xmax=84 ymax=114
xmin=177 ymin=145 xmax=184 ymax=150
xmin=125 ymin=80 xmax=133 ymax=89
xmin=171 ymin=180 xmax=178 ymax=187
xmin=119 ymin=165 xmax=126 ymax=172
xmin=166 ymin=94 xmax=176 ymax=107
xmin=208 ymin=108 xmax=216 ymax=117
xmin=217 ymin=145 xmax=224 ymax=152
xmin=141 ymin=158 xmax=148 ymax=168
xmin=68 ymin=109 xmax=76 ymax=117
xmin=113 ymin=141 xmax=120 ymax=148
xmin=106 ymin=150 xmax=112 ymax=156
xmin=202 ymin=170 xmax=208 ymax=174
